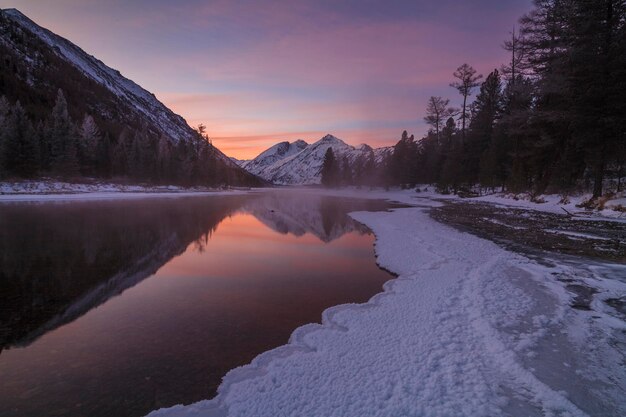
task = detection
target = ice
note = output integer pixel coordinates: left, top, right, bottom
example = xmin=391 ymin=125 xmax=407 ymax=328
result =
xmin=147 ymin=189 xmax=625 ymax=417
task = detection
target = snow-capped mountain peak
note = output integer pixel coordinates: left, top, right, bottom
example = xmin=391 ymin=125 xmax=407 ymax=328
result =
xmin=241 ymin=134 xmax=390 ymax=185
xmin=241 ymin=140 xmax=309 ymax=174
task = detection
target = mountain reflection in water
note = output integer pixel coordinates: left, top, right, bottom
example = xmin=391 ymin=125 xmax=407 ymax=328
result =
xmin=0 ymin=191 xmax=398 ymax=417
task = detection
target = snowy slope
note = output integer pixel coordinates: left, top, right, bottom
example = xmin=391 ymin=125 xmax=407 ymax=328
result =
xmin=148 ymin=190 xmax=626 ymax=417
xmin=0 ymin=8 xmax=244 ymax=171
xmin=373 ymin=145 xmax=393 ymax=164
xmin=243 ymin=135 xmax=388 ymax=185
xmin=2 ymin=9 xmax=191 ymax=143
xmin=241 ymin=140 xmax=308 ymax=176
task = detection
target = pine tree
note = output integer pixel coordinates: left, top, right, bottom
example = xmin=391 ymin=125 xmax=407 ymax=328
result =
xmin=450 ymin=64 xmax=483 ymax=142
xmin=95 ymin=132 xmax=111 ymax=178
xmin=321 ymin=147 xmax=338 ymax=187
xmin=519 ymin=0 xmax=577 ymax=193
xmin=568 ymin=0 xmax=626 ymax=197
xmin=424 ymin=96 xmax=458 ymax=141
xmin=499 ymin=75 xmax=535 ymax=192
xmin=502 ymin=28 xmax=526 ymax=84
xmin=79 ymin=114 xmax=101 ymax=174
xmin=2 ymin=101 xmax=39 ymax=178
xmin=341 ymin=156 xmax=352 ymax=186
xmin=0 ymin=96 xmax=10 ymax=177
xmin=47 ymin=90 xmax=79 ymax=177
xmin=112 ymin=128 xmax=132 ymax=176
xmin=157 ymin=134 xmax=172 ymax=182
xmin=468 ymin=70 xmax=503 ymax=184
xmin=437 ymin=118 xmax=463 ymax=192
xmin=389 ymin=131 xmax=419 ymax=187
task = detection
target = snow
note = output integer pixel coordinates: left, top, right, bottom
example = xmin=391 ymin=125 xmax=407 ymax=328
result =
xmin=471 ymin=191 xmax=626 ymax=221
xmin=1 ymin=7 xmax=243 ymax=170
xmin=545 ymin=229 xmax=613 ymax=241
xmin=0 ymin=180 xmax=248 ymax=202
xmin=147 ymin=189 xmax=626 ymax=417
xmin=2 ymin=8 xmax=194 ymax=144
xmin=241 ymin=140 xmax=309 ymax=177
xmin=241 ymin=135 xmax=391 ymax=185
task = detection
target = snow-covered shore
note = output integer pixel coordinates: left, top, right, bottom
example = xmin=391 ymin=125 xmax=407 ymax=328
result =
xmin=2 ymin=180 xmax=624 ymax=222
xmin=470 ymin=191 xmax=626 ymax=221
xmin=0 ymin=180 xmax=252 ymax=202
xmin=146 ymin=190 xmax=626 ymax=417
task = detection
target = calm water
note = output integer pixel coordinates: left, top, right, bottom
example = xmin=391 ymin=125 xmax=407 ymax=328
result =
xmin=0 ymin=191 xmax=398 ymax=417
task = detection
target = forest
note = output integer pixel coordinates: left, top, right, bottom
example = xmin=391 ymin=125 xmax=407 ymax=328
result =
xmin=0 ymin=6 xmax=260 ymax=188
xmin=1 ymin=0 xmax=625 ymax=195
xmin=0 ymin=90 xmax=241 ymax=186
xmin=322 ymin=0 xmax=626 ymax=199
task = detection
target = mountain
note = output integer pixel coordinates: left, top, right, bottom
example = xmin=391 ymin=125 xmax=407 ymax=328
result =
xmin=241 ymin=139 xmax=309 ymax=176
xmin=0 ymin=8 xmax=260 ymax=185
xmin=373 ymin=145 xmax=394 ymax=164
xmin=241 ymin=192 xmax=371 ymax=242
xmin=0 ymin=196 xmax=248 ymax=350
xmin=241 ymin=134 xmax=390 ymax=185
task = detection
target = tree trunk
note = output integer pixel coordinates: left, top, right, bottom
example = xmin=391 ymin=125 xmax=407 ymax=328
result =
xmin=461 ymin=94 xmax=467 ymax=143
xmin=592 ymin=151 xmax=605 ymax=199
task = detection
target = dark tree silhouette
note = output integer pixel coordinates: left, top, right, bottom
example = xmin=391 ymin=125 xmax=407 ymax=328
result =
xmin=450 ymin=64 xmax=483 ymax=142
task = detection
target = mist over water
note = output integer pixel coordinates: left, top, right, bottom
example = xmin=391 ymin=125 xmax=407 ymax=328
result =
xmin=0 ymin=191 xmax=399 ymax=417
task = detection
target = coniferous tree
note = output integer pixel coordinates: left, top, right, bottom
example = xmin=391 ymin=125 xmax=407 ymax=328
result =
xmin=321 ymin=147 xmax=338 ymax=187
xmin=438 ymin=118 xmax=463 ymax=192
xmin=156 ymin=134 xmax=172 ymax=182
xmin=450 ymin=64 xmax=483 ymax=142
xmin=390 ymin=130 xmax=418 ymax=187
xmin=0 ymin=96 xmax=10 ymax=177
xmin=568 ymin=0 xmax=626 ymax=197
xmin=424 ymin=96 xmax=458 ymax=141
xmin=519 ymin=0 xmax=577 ymax=193
xmin=2 ymin=101 xmax=39 ymax=178
xmin=341 ymin=156 xmax=352 ymax=186
xmin=468 ymin=69 xmax=503 ymax=184
xmin=112 ymin=128 xmax=132 ymax=176
xmin=95 ymin=132 xmax=111 ymax=178
xmin=79 ymin=114 xmax=101 ymax=175
xmin=47 ymin=90 xmax=79 ymax=177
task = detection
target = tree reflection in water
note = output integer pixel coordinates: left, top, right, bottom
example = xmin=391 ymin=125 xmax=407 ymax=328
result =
xmin=0 ymin=192 xmax=400 ymax=417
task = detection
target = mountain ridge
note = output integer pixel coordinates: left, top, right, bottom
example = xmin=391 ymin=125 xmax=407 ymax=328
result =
xmin=240 ymin=134 xmax=393 ymax=185
xmin=0 ymin=8 xmax=258 ymax=184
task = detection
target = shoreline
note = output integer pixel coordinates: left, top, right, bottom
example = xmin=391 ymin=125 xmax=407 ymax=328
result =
xmin=147 ymin=190 xmax=626 ymax=417
xmin=0 ymin=190 xmax=253 ymax=202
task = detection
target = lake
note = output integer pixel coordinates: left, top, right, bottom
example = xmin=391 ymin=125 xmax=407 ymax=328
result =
xmin=0 ymin=191 xmax=399 ymax=417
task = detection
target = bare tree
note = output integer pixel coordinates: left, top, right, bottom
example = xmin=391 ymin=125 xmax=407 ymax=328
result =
xmin=424 ymin=96 xmax=458 ymax=142
xmin=450 ymin=64 xmax=482 ymax=142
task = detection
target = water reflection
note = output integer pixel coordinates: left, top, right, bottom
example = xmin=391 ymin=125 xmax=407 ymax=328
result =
xmin=0 ymin=195 xmax=248 ymax=351
xmin=0 ymin=192 xmax=397 ymax=417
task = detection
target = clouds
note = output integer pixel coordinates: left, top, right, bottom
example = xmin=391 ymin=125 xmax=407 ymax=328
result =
xmin=0 ymin=0 xmax=533 ymax=158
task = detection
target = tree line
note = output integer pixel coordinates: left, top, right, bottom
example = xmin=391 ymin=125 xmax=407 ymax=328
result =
xmin=323 ymin=0 xmax=626 ymax=198
xmin=320 ymin=147 xmax=382 ymax=187
xmin=0 ymin=89 xmax=239 ymax=186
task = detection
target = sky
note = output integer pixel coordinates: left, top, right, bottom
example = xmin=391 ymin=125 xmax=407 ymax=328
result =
xmin=0 ymin=0 xmax=533 ymax=159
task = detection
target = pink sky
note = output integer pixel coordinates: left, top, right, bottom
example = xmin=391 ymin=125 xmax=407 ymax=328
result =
xmin=0 ymin=0 xmax=533 ymax=158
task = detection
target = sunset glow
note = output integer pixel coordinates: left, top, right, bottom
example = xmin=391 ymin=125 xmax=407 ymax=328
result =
xmin=0 ymin=0 xmax=532 ymax=158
